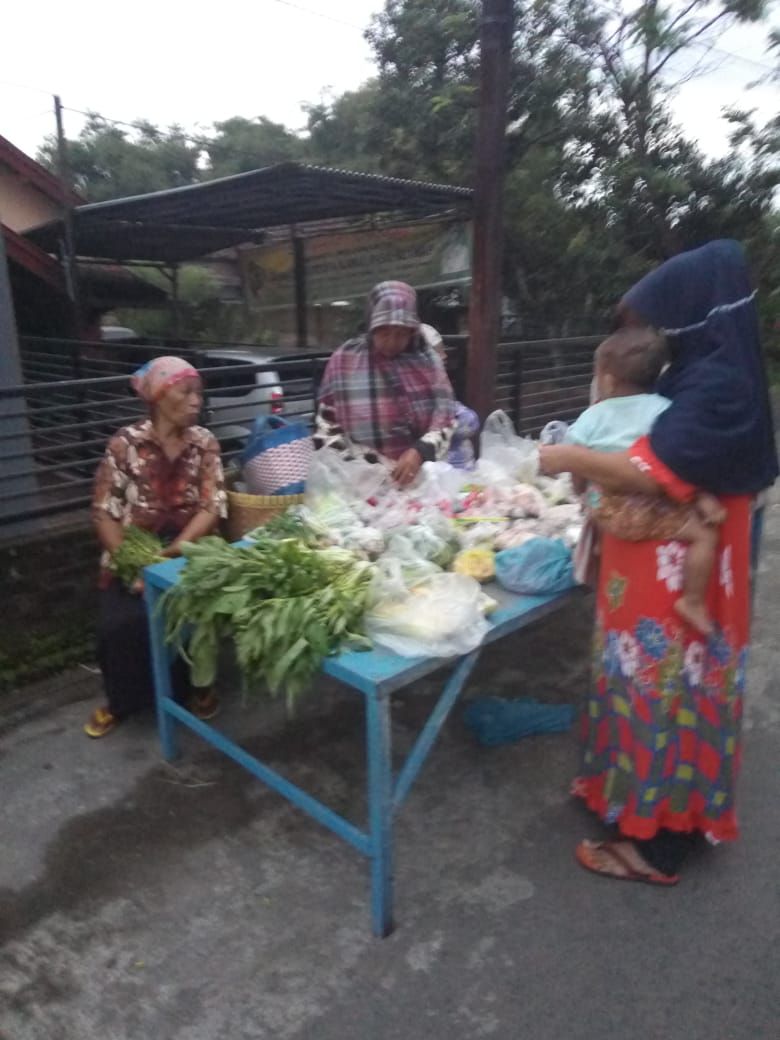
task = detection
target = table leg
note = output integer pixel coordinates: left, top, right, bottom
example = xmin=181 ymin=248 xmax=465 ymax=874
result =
xmin=393 ymin=649 xmax=480 ymax=811
xmin=366 ymin=689 xmax=394 ymax=937
xmin=144 ymin=581 xmax=179 ymax=761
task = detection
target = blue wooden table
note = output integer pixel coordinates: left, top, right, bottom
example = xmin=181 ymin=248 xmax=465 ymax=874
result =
xmin=144 ymin=556 xmax=573 ymax=937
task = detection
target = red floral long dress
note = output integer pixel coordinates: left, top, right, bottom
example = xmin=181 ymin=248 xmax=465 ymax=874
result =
xmin=573 ymin=438 xmax=751 ymax=843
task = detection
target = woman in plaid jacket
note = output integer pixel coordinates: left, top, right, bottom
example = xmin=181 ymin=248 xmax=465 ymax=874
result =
xmin=313 ymin=282 xmax=457 ymax=487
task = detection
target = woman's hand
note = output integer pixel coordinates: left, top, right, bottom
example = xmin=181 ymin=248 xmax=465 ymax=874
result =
xmin=392 ymin=448 xmax=423 ymax=487
xmin=538 ymin=444 xmax=574 ymax=476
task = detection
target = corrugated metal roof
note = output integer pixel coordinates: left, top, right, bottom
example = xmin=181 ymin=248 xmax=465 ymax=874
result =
xmin=25 ymin=162 xmax=473 ymax=264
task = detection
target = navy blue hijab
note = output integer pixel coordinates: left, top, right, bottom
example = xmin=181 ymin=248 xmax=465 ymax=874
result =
xmin=621 ymin=239 xmax=778 ymax=495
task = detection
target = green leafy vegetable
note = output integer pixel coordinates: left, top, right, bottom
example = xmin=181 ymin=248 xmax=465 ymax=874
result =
xmin=160 ymin=536 xmax=373 ymax=707
xmin=246 ymin=507 xmax=328 ymax=549
xmin=111 ymin=526 xmax=165 ymax=587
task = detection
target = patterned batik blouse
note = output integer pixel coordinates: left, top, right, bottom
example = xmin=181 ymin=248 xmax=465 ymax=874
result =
xmin=92 ymin=419 xmax=227 ymax=582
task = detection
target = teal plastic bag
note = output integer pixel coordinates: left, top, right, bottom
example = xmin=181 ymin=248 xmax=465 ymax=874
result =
xmin=495 ymin=537 xmax=575 ymax=595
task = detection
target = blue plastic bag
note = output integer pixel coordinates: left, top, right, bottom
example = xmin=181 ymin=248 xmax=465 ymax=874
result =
xmin=240 ymin=415 xmax=312 ymax=495
xmin=463 ymin=696 xmax=574 ymax=746
xmin=494 ymin=537 xmax=575 ymax=595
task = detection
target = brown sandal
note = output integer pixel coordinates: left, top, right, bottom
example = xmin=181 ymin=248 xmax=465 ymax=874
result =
xmin=575 ymin=839 xmax=680 ymax=886
xmin=84 ymin=706 xmax=118 ymax=738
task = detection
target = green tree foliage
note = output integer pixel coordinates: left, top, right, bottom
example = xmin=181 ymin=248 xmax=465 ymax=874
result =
xmin=363 ymin=0 xmax=481 ymax=181
xmin=201 ymin=116 xmax=302 ymax=178
xmin=554 ymin=0 xmax=774 ymax=252
xmin=36 ymin=1 xmax=778 ymax=345
xmin=38 ymin=115 xmax=201 ymax=202
xmin=38 ymin=114 xmax=301 ymax=200
xmin=303 ymin=84 xmax=385 ymax=172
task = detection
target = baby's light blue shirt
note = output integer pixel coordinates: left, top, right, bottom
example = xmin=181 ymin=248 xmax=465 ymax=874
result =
xmin=565 ymin=393 xmax=671 ymax=454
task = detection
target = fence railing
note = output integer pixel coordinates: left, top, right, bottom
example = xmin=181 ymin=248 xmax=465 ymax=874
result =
xmin=0 ymin=333 xmax=599 ymax=535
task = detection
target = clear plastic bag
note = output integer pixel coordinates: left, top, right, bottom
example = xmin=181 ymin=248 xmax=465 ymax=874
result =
xmin=414 ymin=461 xmax=467 ymax=507
xmin=366 ymin=573 xmax=489 ymax=658
xmin=306 ymin=449 xmax=392 ymax=505
xmin=479 ymin=410 xmax=538 ymax=483
xmin=539 ymin=420 xmax=569 ymax=445
xmin=370 ymin=552 xmax=441 ymax=603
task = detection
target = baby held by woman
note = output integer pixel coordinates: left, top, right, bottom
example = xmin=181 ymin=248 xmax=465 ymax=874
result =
xmin=565 ymin=327 xmax=724 ymax=635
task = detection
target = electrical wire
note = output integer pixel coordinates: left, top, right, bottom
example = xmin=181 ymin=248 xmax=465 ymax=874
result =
xmin=688 ymin=40 xmax=777 ymax=74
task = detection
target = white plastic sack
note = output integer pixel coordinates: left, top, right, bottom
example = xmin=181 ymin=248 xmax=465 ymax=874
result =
xmin=479 ymin=410 xmax=538 ymax=483
xmin=369 ymin=552 xmax=441 ymax=603
xmin=414 ymin=461 xmax=467 ymax=507
xmin=365 ymin=573 xmax=489 ymax=659
xmin=305 ymin=449 xmax=391 ymax=505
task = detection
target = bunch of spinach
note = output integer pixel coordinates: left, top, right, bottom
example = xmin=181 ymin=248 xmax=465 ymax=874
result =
xmin=111 ymin=526 xmax=165 ymax=587
xmin=160 ymin=536 xmax=372 ymax=705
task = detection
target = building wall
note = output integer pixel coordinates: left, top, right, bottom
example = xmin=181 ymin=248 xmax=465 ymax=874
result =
xmin=0 ymin=166 xmax=60 ymax=232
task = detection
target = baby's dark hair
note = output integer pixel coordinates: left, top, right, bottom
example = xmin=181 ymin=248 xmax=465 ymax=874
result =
xmin=595 ymin=327 xmax=668 ymax=391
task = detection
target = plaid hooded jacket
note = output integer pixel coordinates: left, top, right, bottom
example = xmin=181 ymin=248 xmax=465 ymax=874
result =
xmin=313 ymin=282 xmax=456 ymax=463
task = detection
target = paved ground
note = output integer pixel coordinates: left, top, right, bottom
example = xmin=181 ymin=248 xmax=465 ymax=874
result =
xmin=1 ymin=500 xmax=779 ymax=1040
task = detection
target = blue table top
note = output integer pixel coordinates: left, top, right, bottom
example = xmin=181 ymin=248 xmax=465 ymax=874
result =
xmin=145 ymin=556 xmax=577 ymax=697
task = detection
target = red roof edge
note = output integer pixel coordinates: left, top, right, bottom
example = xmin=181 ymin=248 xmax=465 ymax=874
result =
xmin=2 ymin=223 xmax=66 ymax=293
xmin=0 ymin=132 xmax=82 ymax=207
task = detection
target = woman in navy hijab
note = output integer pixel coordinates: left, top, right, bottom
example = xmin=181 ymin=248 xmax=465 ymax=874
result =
xmin=540 ymin=240 xmax=777 ymax=886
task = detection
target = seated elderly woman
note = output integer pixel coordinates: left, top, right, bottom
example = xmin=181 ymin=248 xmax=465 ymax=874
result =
xmin=85 ymin=356 xmax=227 ymax=738
xmin=313 ymin=281 xmax=457 ymax=486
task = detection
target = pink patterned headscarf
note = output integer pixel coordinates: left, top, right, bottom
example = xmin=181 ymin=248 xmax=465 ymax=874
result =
xmin=131 ymin=356 xmax=200 ymax=403
xmin=366 ymin=281 xmax=420 ymax=331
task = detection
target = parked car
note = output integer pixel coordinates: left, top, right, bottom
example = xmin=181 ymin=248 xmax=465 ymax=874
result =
xmin=196 ymin=348 xmax=284 ymax=451
xmin=98 ymin=329 xmax=294 ymax=453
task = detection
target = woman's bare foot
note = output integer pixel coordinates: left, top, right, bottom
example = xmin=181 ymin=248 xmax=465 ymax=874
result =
xmin=675 ymin=596 xmax=714 ymax=636
xmin=575 ymin=839 xmax=679 ymax=886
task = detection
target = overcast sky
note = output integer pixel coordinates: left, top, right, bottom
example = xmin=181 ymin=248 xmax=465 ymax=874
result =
xmin=1 ymin=0 xmax=776 ymax=166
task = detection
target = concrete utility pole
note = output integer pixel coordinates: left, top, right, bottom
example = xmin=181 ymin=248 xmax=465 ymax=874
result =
xmin=466 ymin=0 xmax=513 ymax=422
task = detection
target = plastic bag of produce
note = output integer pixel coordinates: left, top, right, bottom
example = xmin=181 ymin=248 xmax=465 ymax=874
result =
xmin=366 ymin=573 xmax=489 ymax=658
xmin=495 ymin=537 xmax=575 ymax=595
xmin=370 ymin=552 xmax=441 ymax=603
xmin=415 ymin=461 xmax=466 ymax=507
xmin=479 ymin=410 xmax=538 ymax=484
xmin=456 ymin=520 xmax=508 ymax=551
xmin=452 ymin=547 xmax=496 ymax=583
xmin=306 ymin=449 xmax=391 ymax=505
xmin=539 ymin=420 xmax=569 ymax=445
xmin=390 ymin=526 xmax=450 ymax=568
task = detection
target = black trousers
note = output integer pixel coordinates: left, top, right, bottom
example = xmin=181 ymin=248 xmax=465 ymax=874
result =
xmin=96 ymin=579 xmax=191 ymax=718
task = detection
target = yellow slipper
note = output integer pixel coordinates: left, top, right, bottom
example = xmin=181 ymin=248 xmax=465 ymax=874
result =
xmin=84 ymin=706 xmax=118 ymax=738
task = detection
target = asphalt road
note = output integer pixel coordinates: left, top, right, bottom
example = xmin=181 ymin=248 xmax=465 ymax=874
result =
xmin=1 ymin=501 xmax=778 ymax=1040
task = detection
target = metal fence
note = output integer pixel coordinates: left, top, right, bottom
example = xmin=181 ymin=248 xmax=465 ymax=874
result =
xmin=0 ymin=333 xmax=599 ymax=536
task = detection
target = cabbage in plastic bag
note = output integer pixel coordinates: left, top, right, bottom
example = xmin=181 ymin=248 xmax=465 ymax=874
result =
xmin=366 ymin=573 xmax=489 ymax=658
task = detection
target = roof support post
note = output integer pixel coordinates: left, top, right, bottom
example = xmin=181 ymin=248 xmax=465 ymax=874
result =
xmin=171 ymin=264 xmax=181 ymax=340
xmin=466 ymin=0 xmax=513 ymax=423
xmin=291 ymin=231 xmax=308 ymax=350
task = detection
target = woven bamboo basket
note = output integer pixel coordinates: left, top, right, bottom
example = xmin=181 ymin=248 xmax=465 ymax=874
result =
xmin=223 ymin=476 xmax=305 ymax=542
